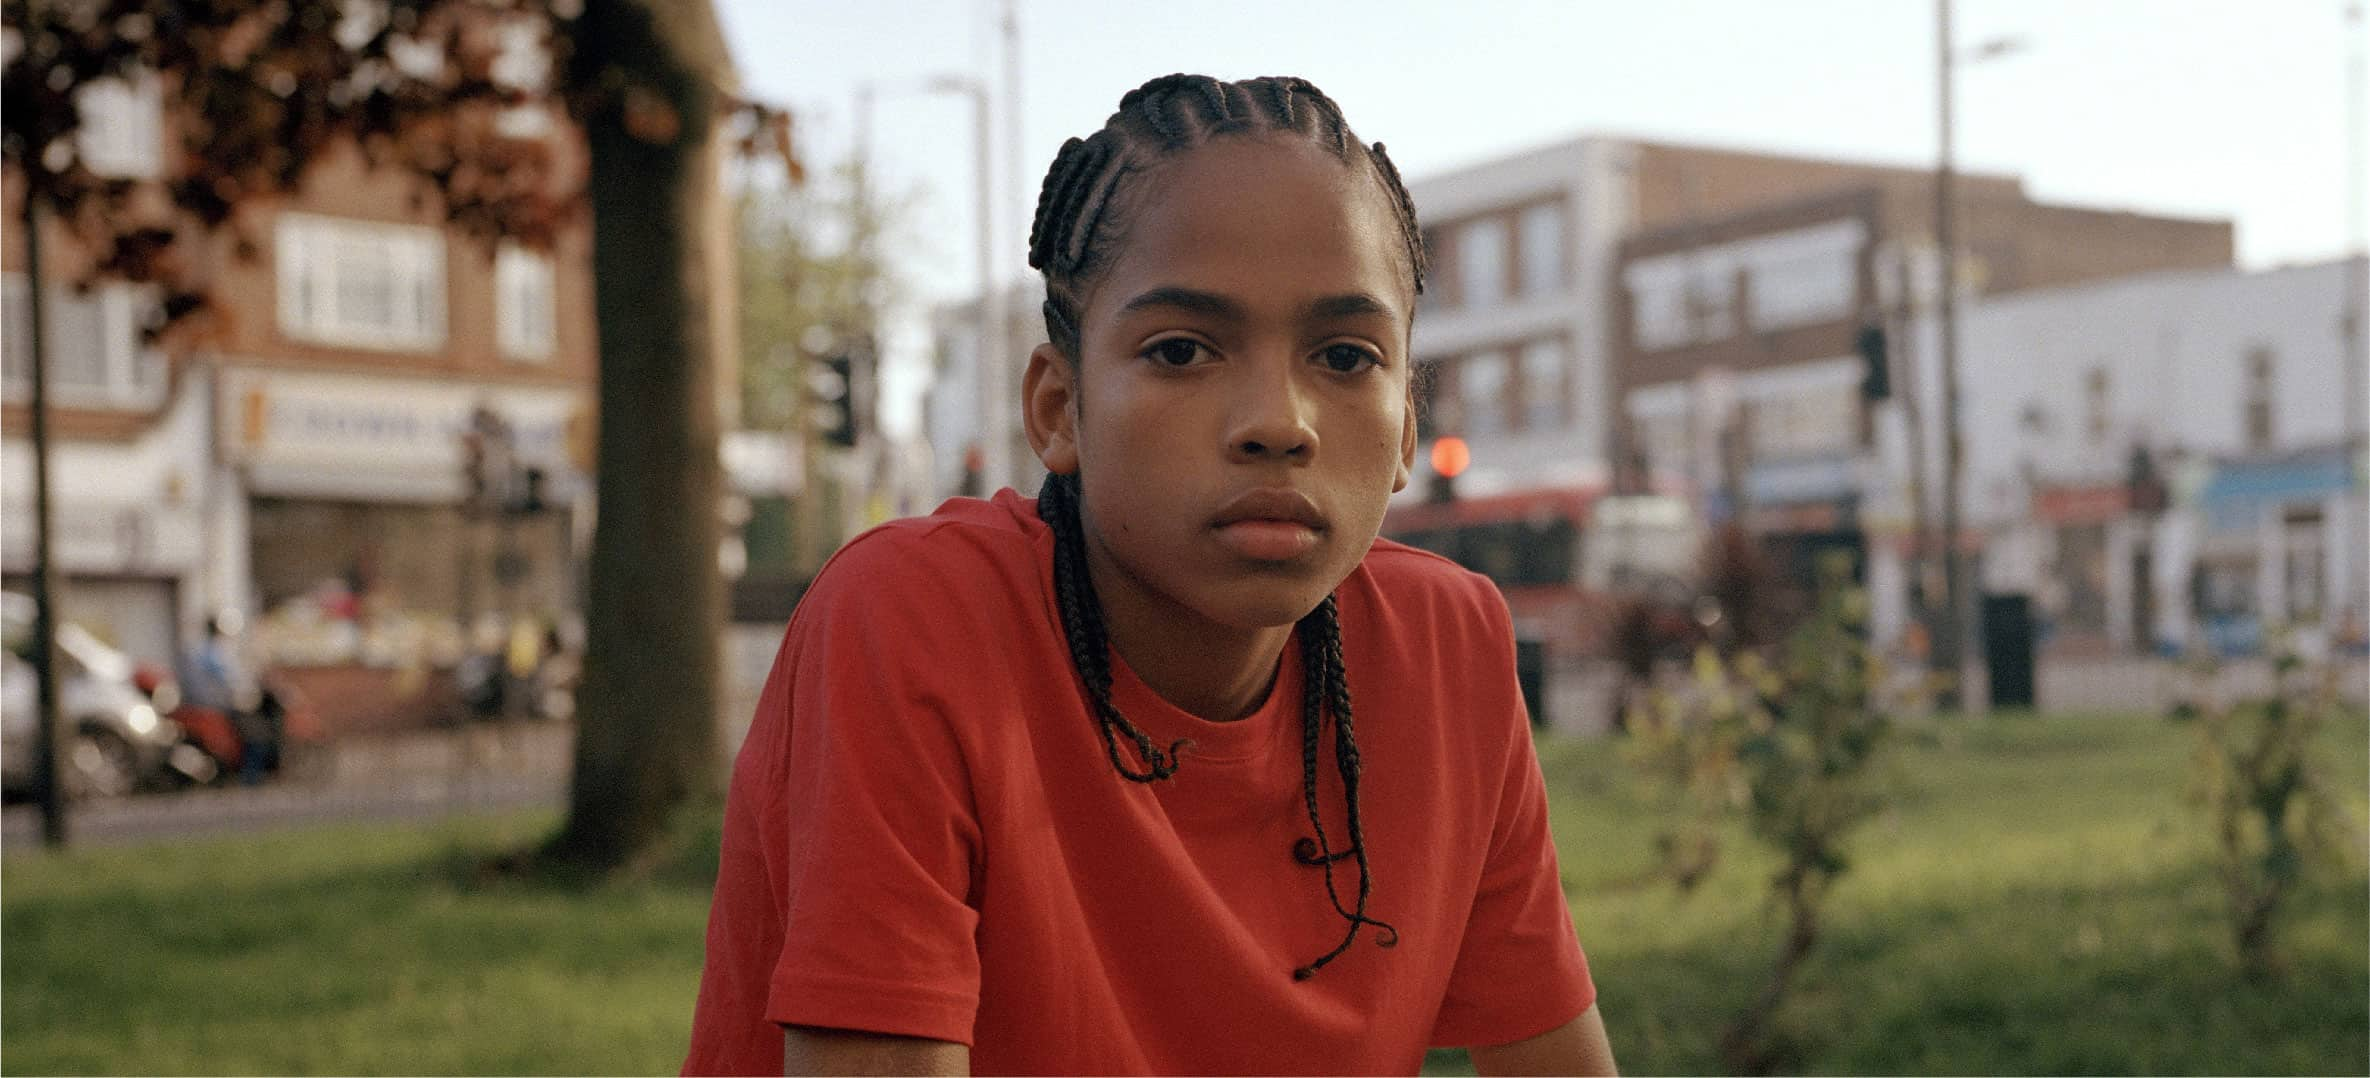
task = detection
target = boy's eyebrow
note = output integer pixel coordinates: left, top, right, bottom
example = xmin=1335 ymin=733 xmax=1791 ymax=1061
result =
xmin=1304 ymin=292 xmax=1397 ymax=321
xmin=1117 ymin=286 xmax=1243 ymax=319
xmin=1116 ymin=286 xmax=1398 ymax=322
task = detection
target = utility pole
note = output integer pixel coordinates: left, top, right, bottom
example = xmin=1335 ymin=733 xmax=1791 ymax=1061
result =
xmin=1935 ymin=0 xmax=1974 ymax=716
xmin=2345 ymin=1 xmax=2368 ymax=631
xmin=1000 ymin=0 xmax=1025 ymax=495
xmin=23 ymin=160 xmax=68 ymax=847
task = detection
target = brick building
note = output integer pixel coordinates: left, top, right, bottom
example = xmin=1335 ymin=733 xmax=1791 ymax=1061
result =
xmin=3 ymin=74 xmax=602 ymax=724
xmin=1609 ymin=177 xmax=2232 ymax=597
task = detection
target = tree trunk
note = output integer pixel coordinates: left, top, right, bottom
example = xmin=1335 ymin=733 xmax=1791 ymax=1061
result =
xmin=1721 ymin=868 xmax=1823 ymax=1075
xmin=545 ymin=0 xmax=730 ymax=872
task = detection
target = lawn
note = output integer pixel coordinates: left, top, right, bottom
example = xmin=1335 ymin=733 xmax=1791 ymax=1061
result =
xmin=4 ymin=710 xmax=2364 ymax=1075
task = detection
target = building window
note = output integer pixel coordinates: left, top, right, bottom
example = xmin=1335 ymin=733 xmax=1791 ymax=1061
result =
xmin=1626 ymin=260 xmax=1691 ymax=351
xmin=1747 ymin=249 xmax=1854 ymax=332
xmin=2085 ymin=366 xmax=2111 ymax=443
xmin=1685 ymin=259 xmax=1736 ymax=342
xmin=2245 ymin=346 xmax=2275 ymax=450
xmin=2 ymin=274 xmax=166 ymax=409
xmin=2284 ymin=505 xmax=2325 ymax=623
xmin=75 ymin=71 xmax=162 ymax=179
xmin=1747 ymin=382 xmax=1857 ymax=459
xmin=1625 ymin=384 xmax=1693 ymax=480
xmin=1518 ymin=338 xmax=1565 ymax=431
xmin=275 ymin=213 xmax=447 ymax=352
xmin=1457 ymin=217 xmax=1509 ymax=309
xmin=495 ymin=243 xmax=557 ymax=361
xmin=1517 ymin=202 xmax=1565 ymax=297
xmin=1460 ymin=350 xmax=1510 ymax=437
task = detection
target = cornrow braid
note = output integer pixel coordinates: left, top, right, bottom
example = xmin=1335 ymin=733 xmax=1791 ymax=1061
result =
xmin=1036 ymin=472 xmax=1188 ymax=782
xmin=1028 ymin=73 xmax=1424 ymax=980
xmin=1026 ymin=73 xmax=1429 ymax=360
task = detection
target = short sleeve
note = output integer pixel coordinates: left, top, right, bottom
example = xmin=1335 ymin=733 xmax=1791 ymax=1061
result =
xmin=1428 ymin=580 xmax=1596 ymax=1049
xmin=761 ymin=536 xmax=987 ymax=1045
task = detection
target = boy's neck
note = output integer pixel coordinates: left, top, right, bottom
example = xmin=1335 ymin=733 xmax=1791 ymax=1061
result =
xmin=1084 ymin=547 xmax=1294 ymax=723
xmin=1112 ymin=614 xmax=1292 ymax=724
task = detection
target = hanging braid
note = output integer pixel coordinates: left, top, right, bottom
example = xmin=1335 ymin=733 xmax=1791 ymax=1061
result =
xmin=1021 ymin=74 xmax=1425 ymax=981
xmin=1035 ymin=471 xmax=1190 ymax=781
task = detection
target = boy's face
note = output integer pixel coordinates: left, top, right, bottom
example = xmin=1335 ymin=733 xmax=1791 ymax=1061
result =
xmin=1024 ymin=134 xmax=1419 ymax=633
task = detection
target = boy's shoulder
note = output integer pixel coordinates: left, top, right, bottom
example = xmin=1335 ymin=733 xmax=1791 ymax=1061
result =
xmin=1349 ymin=537 xmax=1511 ymax=625
xmin=792 ymin=492 xmax=1050 ymax=634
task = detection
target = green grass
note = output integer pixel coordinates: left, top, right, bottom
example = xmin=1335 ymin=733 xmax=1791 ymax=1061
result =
xmin=2 ymin=812 xmax=713 ymax=1075
xmin=4 ymin=711 xmax=2365 ymax=1076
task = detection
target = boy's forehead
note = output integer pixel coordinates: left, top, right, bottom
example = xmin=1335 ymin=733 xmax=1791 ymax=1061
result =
xmin=1083 ymin=135 xmax=1414 ymax=319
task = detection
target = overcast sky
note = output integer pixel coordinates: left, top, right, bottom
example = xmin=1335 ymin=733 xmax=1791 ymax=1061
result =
xmin=714 ymin=0 xmax=2368 ymax=436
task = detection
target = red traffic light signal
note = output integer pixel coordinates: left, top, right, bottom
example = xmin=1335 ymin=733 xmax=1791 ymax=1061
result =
xmin=1430 ymin=436 xmax=1470 ymax=479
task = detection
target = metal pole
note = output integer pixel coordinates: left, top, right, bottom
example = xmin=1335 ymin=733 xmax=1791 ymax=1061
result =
xmin=1936 ymin=0 xmax=1975 ymax=716
xmin=2345 ymin=1 xmax=2368 ymax=634
xmin=1001 ymin=0 xmax=1024 ymax=494
xmin=972 ymin=84 xmax=1004 ymax=495
xmin=2345 ymin=1 xmax=2366 ymax=450
xmin=24 ymin=159 xmax=68 ymax=846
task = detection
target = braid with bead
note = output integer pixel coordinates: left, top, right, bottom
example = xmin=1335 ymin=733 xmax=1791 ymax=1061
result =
xmin=1026 ymin=74 xmax=1423 ymax=980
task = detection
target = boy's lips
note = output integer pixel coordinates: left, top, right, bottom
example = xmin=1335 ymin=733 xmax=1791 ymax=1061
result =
xmin=1209 ymin=488 xmax=1326 ymax=561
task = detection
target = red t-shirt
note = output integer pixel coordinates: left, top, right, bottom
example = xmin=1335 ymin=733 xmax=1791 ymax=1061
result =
xmin=683 ymin=491 xmax=1593 ymax=1075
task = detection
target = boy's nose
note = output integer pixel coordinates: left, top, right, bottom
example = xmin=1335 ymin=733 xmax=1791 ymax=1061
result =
xmin=1226 ymin=360 xmax=1318 ymax=463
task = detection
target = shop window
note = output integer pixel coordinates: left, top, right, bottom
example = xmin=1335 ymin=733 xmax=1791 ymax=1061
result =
xmin=276 ymin=213 xmax=447 ymax=352
xmin=2051 ymin=523 xmax=2110 ymax=635
xmin=1 ymin=274 xmax=167 ymax=409
xmin=496 ymin=243 xmax=557 ymax=361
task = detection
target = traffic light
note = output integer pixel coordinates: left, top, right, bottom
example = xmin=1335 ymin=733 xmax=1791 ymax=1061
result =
xmin=462 ymin=429 xmax=487 ymax=509
xmin=812 ymin=352 xmax=858 ymax=448
xmin=1427 ymin=436 xmax=1469 ymax=503
xmin=1856 ymin=322 xmax=1890 ymax=401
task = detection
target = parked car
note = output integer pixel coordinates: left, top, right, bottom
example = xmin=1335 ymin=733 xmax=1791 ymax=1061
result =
xmin=2 ymin=595 xmax=194 ymax=800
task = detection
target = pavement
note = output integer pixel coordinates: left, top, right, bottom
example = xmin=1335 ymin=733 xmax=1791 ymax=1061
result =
xmin=0 ymin=623 xmax=787 ymax=851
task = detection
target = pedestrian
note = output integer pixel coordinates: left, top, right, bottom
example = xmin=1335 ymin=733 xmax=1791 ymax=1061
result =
xmin=179 ymin=614 xmax=270 ymax=785
xmin=684 ymin=74 xmax=1614 ymax=1076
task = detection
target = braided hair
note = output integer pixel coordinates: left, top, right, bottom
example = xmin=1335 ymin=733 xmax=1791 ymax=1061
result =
xmin=1025 ymin=74 xmax=1425 ymax=980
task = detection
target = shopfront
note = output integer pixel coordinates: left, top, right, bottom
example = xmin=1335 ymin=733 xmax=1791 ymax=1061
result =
xmin=2190 ymin=445 xmax=2363 ymax=656
xmin=1 ymin=376 xmax=211 ymax=667
xmin=214 ymin=366 xmax=588 ymax=729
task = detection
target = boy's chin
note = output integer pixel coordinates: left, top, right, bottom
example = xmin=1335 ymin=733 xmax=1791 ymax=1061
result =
xmin=1196 ymin=579 xmax=1342 ymax=632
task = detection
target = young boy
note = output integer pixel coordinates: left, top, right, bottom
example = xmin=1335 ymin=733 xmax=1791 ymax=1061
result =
xmin=684 ymin=74 xmax=1616 ymax=1076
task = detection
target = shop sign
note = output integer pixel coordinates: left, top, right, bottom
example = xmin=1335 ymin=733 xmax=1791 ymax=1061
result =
xmin=218 ymin=367 xmax=581 ymax=501
xmin=0 ymin=501 xmax=199 ymax=574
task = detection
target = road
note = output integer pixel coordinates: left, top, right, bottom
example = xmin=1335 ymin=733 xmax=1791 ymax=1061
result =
xmin=1 ymin=624 xmax=784 ymax=850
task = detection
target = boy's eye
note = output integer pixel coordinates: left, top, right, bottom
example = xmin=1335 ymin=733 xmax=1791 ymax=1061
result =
xmin=1317 ymin=343 xmax=1382 ymax=374
xmin=1142 ymin=338 xmax=1209 ymax=367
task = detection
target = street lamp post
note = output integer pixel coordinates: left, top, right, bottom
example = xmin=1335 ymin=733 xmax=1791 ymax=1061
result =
xmin=926 ymin=75 xmax=1006 ymax=499
xmin=1934 ymin=0 xmax=2024 ymax=716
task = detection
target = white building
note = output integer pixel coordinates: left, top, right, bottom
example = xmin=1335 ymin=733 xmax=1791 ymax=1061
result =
xmin=1874 ymin=258 xmax=2368 ymax=656
xmin=924 ymin=281 xmax=1044 ymax=501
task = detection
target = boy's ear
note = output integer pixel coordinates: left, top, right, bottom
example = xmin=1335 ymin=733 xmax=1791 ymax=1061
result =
xmin=1023 ymin=342 xmax=1081 ymax=476
xmin=1392 ymin=385 xmax=1418 ymax=493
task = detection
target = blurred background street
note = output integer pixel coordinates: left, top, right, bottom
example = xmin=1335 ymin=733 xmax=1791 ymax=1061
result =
xmin=2 ymin=0 xmax=2365 ymax=1074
